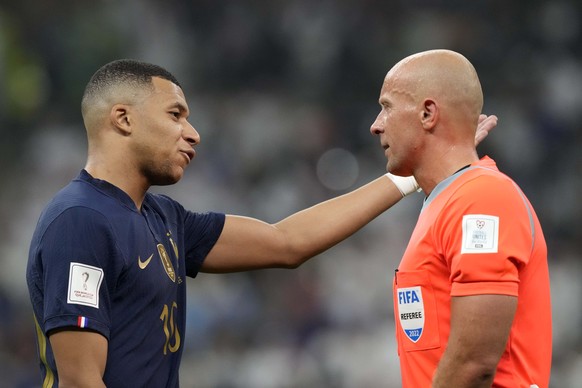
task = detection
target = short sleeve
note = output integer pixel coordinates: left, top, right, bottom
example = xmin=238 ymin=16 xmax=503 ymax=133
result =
xmin=435 ymin=174 xmax=533 ymax=297
xmin=183 ymin=211 xmax=225 ymax=277
xmin=38 ymin=207 xmax=120 ymax=338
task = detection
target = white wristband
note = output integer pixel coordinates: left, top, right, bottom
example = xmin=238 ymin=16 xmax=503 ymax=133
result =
xmin=385 ymin=173 xmax=420 ymax=197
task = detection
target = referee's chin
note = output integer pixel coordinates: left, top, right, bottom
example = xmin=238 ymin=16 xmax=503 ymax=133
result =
xmin=386 ymin=160 xmax=411 ymax=178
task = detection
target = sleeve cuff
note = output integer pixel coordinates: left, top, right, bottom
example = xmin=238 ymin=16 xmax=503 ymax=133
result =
xmin=44 ymin=314 xmax=110 ymax=340
xmin=451 ymin=281 xmax=519 ymax=297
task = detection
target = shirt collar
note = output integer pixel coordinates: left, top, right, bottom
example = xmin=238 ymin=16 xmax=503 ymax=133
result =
xmin=77 ymin=169 xmax=139 ymax=211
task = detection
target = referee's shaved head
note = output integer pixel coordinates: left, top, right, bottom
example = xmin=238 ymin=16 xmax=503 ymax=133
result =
xmin=81 ymin=59 xmax=181 ymax=133
xmin=386 ymin=49 xmax=483 ymax=134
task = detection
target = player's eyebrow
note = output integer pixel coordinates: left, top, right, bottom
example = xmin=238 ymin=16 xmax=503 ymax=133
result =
xmin=169 ymin=101 xmax=189 ymax=117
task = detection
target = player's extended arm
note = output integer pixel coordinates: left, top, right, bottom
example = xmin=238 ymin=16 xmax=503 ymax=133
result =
xmin=202 ymin=114 xmax=498 ymax=273
xmin=50 ymin=329 xmax=107 ymax=387
xmin=202 ymin=174 xmax=403 ymax=272
xmin=432 ymin=294 xmax=517 ymax=387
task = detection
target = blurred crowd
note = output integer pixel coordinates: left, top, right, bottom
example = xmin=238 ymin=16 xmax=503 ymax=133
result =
xmin=1 ymin=1 xmax=581 ymax=386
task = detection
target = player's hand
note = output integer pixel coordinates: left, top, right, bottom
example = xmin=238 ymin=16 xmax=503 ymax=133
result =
xmin=475 ymin=114 xmax=497 ymax=146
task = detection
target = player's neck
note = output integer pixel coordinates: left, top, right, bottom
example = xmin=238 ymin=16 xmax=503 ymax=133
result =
xmin=85 ymin=159 xmax=149 ymax=210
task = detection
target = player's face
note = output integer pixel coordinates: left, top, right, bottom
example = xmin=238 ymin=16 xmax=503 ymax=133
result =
xmin=131 ymin=77 xmax=200 ymax=186
xmin=369 ymin=74 xmax=422 ymax=177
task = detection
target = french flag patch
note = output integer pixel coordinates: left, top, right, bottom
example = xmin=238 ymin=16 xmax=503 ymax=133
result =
xmin=77 ymin=316 xmax=88 ymax=328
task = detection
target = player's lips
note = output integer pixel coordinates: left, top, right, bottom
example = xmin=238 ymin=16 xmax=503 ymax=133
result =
xmin=180 ymin=149 xmax=195 ymax=163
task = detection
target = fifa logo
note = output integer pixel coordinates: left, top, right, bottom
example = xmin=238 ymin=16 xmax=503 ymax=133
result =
xmin=397 ymin=286 xmax=425 ymax=343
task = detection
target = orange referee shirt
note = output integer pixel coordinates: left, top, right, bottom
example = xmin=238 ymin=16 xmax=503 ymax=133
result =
xmin=393 ymin=156 xmax=551 ymax=388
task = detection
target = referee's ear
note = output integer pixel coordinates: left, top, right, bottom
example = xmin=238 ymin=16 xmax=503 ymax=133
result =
xmin=110 ymin=104 xmax=132 ymax=136
xmin=420 ymin=98 xmax=438 ymax=131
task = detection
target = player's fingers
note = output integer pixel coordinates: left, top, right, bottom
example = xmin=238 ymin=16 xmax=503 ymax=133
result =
xmin=475 ymin=128 xmax=489 ymax=145
xmin=475 ymin=115 xmax=498 ymax=146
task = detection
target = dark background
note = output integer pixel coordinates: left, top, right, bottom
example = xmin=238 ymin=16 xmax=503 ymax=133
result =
xmin=1 ymin=1 xmax=580 ymax=386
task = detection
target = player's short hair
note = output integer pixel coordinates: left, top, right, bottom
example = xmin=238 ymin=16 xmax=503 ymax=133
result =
xmin=81 ymin=59 xmax=181 ymax=116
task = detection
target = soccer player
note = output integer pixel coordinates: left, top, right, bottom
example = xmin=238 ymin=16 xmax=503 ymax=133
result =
xmin=26 ymin=59 xmax=496 ymax=387
xmin=370 ymin=49 xmax=551 ymax=387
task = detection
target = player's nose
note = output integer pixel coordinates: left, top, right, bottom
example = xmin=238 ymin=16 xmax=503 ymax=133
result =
xmin=183 ymin=121 xmax=200 ymax=146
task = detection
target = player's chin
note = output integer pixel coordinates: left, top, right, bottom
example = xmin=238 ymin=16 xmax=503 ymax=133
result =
xmin=170 ymin=160 xmax=190 ymax=181
xmin=153 ymin=168 xmax=185 ymax=186
xmin=170 ymin=167 xmax=186 ymax=184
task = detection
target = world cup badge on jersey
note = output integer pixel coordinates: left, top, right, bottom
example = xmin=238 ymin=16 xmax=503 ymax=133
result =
xmin=397 ymin=286 xmax=425 ymax=343
xmin=157 ymin=243 xmax=176 ymax=282
xmin=461 ymin=214 xmax=499 ymax=254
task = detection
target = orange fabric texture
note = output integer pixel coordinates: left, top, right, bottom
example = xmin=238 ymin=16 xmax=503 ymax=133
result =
xmin=393 ymin=156 xmax=551 ymax=388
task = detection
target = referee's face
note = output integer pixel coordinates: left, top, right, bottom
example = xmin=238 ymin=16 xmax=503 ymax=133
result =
xmin=131 ymin=77 xmax=200 ymax=186
xmin=370 ymin=73 xmax=422 ymax=177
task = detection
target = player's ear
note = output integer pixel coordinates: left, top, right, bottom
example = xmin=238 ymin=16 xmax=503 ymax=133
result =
xmin=420 ymin=99 xmax=438 ymax=131
xmin=110 ymin=104 xmax=132 ymax=136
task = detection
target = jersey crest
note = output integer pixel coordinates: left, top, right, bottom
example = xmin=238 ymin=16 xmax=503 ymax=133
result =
xmin=157 ymin=243 xmax=176 ymax=282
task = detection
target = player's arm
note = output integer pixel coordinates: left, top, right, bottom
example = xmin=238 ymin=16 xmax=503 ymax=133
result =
xmin=50 ymin=329 xmax=107 ymax=387
xmin=432 ymin=294 xmax=517 ymax=387
xmin=201 ymin=114 xmax=497 ymax=273
xmin=202 ymin=174 xmax=403 ymax=272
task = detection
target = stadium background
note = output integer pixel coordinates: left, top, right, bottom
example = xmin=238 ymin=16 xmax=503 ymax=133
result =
xmin=1 ymin=1 xmax=581 ymax=386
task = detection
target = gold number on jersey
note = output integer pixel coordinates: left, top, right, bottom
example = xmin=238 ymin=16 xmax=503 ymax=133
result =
xmin=160 ymin=302 xmax=181 ymax=355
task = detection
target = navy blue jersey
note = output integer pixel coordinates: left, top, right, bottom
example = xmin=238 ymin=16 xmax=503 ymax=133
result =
xmin=26 ymin=170 xmax=225 ymax=387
